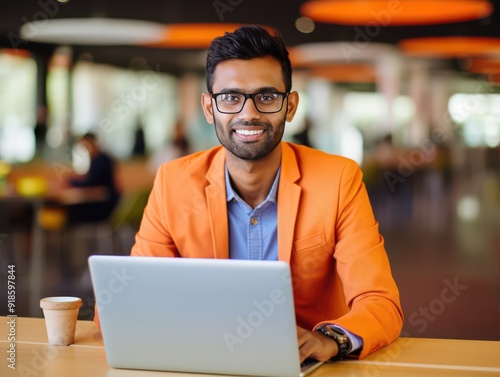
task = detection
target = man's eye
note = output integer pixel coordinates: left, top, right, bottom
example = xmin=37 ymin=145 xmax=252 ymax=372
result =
xmin=221 ymin=94 xmax=241 ymax=102
xmin=257 ymin=93 xmax=278 ymax=102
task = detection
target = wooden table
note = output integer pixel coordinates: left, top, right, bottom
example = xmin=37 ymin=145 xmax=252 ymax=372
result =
xmin=1 ymin=186 xmax=109 ymax=316
xmin=1 ymin=317 xmax=500 ymax=377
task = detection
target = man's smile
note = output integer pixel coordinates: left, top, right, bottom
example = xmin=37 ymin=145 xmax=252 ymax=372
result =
xmin=233 ymin=128 xmax=266 ymax=142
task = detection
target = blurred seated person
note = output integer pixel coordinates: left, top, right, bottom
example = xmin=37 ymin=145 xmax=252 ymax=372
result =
xmin=64 ymin=132 xmax=120 ymax=225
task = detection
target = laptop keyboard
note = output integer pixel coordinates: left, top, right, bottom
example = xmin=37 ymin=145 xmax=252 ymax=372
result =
xmin=300 ymin=358 xmax=320 ymax=371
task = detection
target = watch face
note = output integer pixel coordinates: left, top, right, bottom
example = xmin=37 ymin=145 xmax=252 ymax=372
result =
xmin=338 ymin=335 xmax=349 ymax=344
xmin=320 ymin=326 xmax=350 ymax=347
xmin=333 ymin=333 xmax=348 ymax=344
xmin=317 ymin=326 xmax=350 ymax=360
xmin=319 ymin=326 xmax=343 ymax=341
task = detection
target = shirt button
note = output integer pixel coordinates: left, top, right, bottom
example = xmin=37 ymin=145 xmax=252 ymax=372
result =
xmin=250 ymin=217 xmax=258 ymax=225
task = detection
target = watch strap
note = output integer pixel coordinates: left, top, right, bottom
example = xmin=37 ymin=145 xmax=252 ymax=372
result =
xmin=316 ymin=325 xmax=350 ymax=361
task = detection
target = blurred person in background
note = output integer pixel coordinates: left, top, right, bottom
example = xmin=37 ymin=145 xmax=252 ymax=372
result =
xmin=65 ymin=132 xmax=120 ymax=225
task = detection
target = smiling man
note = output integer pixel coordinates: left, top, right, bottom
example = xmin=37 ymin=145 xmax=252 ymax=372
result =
xmin=121 ymin=25 xmax=403 ymax=362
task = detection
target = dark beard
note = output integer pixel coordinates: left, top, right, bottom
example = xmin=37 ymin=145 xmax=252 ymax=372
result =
xmin=213 ymin=118 xmax=285 ymax=161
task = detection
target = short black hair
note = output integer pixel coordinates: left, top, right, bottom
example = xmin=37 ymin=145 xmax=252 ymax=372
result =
xmin=206 ymin=25 xmax=292 ymax=93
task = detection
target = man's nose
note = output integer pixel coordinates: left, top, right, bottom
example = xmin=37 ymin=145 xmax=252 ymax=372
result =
xmin=238 ymin=97 xmax=261 ymax=120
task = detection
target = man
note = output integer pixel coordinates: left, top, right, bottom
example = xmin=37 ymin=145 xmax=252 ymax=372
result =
xmin=66 ymin=132 xmax=120 ymax=224
xmin=95 ymin=25 xmax=403 ymax=362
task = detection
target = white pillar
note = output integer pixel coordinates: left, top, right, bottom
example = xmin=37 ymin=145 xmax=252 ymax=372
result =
xmin=376 ymin=55 xmax=401 ymax=138
xmin=407 ymin=60 xmax=430 ymax=146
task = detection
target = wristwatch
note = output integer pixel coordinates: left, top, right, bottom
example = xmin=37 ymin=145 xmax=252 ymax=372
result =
xmin=315 ymin=325 xmax=350 ymax=361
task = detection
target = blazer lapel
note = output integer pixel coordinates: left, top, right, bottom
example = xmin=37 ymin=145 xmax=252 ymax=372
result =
xmin=277 ymin=143 xmax=301 ymax=263
xmin=206 ymin=148 xmax=229 ymax=259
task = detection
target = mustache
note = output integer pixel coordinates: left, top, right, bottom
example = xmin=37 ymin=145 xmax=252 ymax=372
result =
xmin=230 ymin=120 xmax=271 ymax=128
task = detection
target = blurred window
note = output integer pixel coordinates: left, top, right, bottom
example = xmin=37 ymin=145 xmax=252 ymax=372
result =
xmin=449 ymin=93 xmax=500 ymax=148
xmin=46 ymin=58 xmax=179 ymax=159
xmin=0 ymin=50 xmax=37 ymax=163
xmin=70 ymin=61 xmax=179 ymax=159
xmin=343 ymin=92 xmax=415 ymax=146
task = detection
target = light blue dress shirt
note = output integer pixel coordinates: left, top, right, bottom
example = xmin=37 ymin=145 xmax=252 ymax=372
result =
xmin=226 ymin=167 xmax=279 ymax=260
xmin=224 ymin=165 xmax=362 ymax=355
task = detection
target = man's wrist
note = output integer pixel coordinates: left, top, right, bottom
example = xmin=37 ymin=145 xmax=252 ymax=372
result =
xmin=315 ymin=325 xmax=350 ymax=361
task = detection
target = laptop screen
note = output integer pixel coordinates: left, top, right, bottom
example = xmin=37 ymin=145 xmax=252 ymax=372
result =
xmin=89 ymin=255 xmax=310 ymax=377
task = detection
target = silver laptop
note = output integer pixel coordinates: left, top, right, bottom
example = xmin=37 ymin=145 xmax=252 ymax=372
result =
xmin=88 ymin=255 xmax=324 ymax=377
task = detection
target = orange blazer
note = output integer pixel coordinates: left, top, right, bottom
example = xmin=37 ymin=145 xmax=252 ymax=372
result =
xmin=96 ymin=142 xmax=403 ymax=358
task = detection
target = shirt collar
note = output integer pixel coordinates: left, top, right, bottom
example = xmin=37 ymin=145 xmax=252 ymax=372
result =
xmin=225 ymin=164 xmax=280 ymax=204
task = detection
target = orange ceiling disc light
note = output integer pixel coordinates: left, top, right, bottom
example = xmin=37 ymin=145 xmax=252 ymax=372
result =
xmin=0 ymin=48 xmax=32 ymax=58
xmin=399 ymin=37 xmax=500 ymax=58
xmin=466 ymin=58 xmax=500 ymax=85
xmin=289 ymin=46 xmax=315 ymax=68
xmin=311 ymin=64 xmax=376 ymax=83
xmin=467 ymin=58 xmax=500 ymax=74
xmin=144 ymin=24 xmax=276 ymax=49
xmin=300 ymin=0 xmax=493 ymax=26
xmin=485 ymin=74 xmax=500 ymax=85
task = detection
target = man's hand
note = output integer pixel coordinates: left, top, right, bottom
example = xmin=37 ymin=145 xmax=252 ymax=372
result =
xmin=297 ymin=325 xmax=338 ymax=363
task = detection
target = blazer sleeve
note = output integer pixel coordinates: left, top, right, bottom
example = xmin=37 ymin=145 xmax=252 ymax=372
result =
xmin=130 ymin=166 xmax=180 ymax=257
xmin=319 ymin=159 xmax=404 ymax=358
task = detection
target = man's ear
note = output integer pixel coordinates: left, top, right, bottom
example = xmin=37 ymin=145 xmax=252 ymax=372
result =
xmin=201 ymin=92 xmax=214 ymax=124
xmin=285 ymin=91 xmax=299 ymax=123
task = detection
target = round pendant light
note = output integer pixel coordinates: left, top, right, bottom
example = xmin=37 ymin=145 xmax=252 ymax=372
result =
xmin=467 ymin=58 xmax=500 ymax=74
xmin=311 ymin=64 xmax=376 ymax=83
xmin=399 ymin=37 xmax=500 ymax=58
xmin=144 ymin=23 xmax=277 ymax=49
xmin=144 ymin=24 xmax=244 ymax=49
xmin=301 ymin=0 xmax=493 ymax=26
xmin=20 ymin=18 xmax=166 ymax=45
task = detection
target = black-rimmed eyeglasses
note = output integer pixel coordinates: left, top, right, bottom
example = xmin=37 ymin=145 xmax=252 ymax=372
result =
xmin=211 ymin=92 xmax=289 ymax=114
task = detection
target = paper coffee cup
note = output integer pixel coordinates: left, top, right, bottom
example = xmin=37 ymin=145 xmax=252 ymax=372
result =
xmin=40 ymin=297 xmax=82 ymax=346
